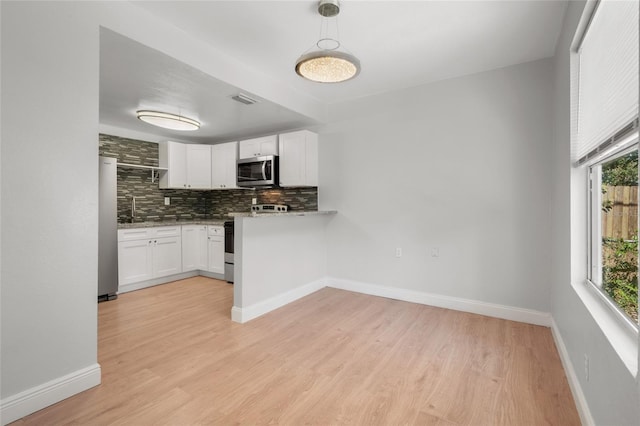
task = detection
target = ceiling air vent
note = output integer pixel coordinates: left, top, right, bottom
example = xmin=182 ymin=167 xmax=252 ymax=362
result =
xmin=231 ymin=93 xmax=259 ymax=105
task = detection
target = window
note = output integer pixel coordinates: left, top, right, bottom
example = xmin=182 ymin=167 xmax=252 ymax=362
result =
xmin=588 ymin=138 xmax=639 ymax=326
xmin=575 ymin=0 xmax=639 ymax=329
xmin=572 ymin=0 xmax=639 ymax=373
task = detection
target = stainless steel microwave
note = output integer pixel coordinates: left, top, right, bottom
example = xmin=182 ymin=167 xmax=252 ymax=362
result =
xmin=237 ymin=155 xmax=279 ymax=187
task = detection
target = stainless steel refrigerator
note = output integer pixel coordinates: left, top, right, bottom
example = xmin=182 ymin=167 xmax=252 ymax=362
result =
xmin=98 ymin=156 xmax=118 ymax=300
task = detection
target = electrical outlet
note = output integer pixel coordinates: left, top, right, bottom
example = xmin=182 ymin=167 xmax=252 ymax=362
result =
xmin=431 ymin=247 xmax=440 ymax=257
xmin=164 ymin=197 xmax=170 ymax=206
xmin=252 ymin=198 xmax=257 ymax=205
xmin=584 ymin=354 xmax=590 ymax=381
xmin=395 ymin=248 xmax=402 ymax=258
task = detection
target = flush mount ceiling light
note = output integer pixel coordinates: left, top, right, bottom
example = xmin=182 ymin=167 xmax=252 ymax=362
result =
xmin=295 ymin=0 xmax=360 ymax=83
xmin=136 ymin=110 xmax=200 ymax=131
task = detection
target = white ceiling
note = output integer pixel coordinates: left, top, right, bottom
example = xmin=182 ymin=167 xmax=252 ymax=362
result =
xmin=100 ymin=0 xmax=567 ymax=143
xmin=99 ymin=29 xmax=318 ymax=144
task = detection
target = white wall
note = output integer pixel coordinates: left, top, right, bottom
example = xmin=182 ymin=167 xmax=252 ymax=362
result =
xmin=0 ymin=1 xmax=101 ymax=420
xmin=319 ymin=59 xmax=554 ymax=313
xmin=550 ymin=1 xmax=640 ymax=425
xmin=0 ymin=1 xmax=328 ymax=422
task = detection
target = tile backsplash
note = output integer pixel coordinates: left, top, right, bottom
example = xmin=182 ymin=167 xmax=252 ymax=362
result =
xmin=99 ymin=134 xmax=318 ymax=222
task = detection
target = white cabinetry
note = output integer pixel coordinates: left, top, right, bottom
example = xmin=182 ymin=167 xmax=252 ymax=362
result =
xmin=158 ymin=141 xmax=186 ymax=188
xmin=211 ymin=141 xmax=238 ymax=189
xmin=186 ymin=145 xmax=212 ymax=189
xmin=159 ymin=141 xmax=212 ymax=189
xmin=207 ymin=225 xmax=224 ymax=274
xmin=278 ymin=130 xmax=318 ymax=187
xmin=239 ymin=135 xmax=278 ymax=159
xmin=153 ymin=236 xmax=182 ymax=277
xmin=181 ymin=225 xmax=208 ymax=272
xmin=118 ymin=226 xmax=182 ymax=287
xmin=118 ymin=239 xmax=153 ymax=284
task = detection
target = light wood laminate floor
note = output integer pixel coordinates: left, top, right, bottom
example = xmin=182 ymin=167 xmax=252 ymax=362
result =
xmin=14 ymin=277 xmax=580 ymax=425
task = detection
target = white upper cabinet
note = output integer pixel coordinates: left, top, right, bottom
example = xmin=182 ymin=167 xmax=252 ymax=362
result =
xmin=238 ymin=135 xmax=278 ymax=159
xmin=211 ymin=141 xmax=238 ymax=189
xmin=159 ymin=141 xmax=211 ymax=189
xmin=278 ymin=130 xmax=318 ymax=187
xmin=185 ymin=145 xmax=212 ymax=189
xmin=158 ymin=141 xmax=187 ymax=188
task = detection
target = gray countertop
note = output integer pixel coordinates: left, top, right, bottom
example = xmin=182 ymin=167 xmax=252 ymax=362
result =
xmin=117 ymin=219 xmax=227 ymax=229
xmin=116 ymin=211 xmax=337 ymax=229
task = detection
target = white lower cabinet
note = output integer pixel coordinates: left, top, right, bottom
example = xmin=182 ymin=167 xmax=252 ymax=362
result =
xmin=118 ymin=239 xmax=153 ymax=285
xmin=153 ymin=236 xmax=182 ymax=277
xmin=118 ymin=224 xmax=225 ymax=289
xmin=207 ymin=226 xmax=224 ymax=274
xmin=182 ymin=225 xmax=208 ymax=271
xmin=118 ymin=226 xmax=183 ymax=287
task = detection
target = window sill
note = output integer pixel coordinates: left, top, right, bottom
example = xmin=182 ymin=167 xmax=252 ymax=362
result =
xmin=574 ymin=280 xmax=638 ymax=377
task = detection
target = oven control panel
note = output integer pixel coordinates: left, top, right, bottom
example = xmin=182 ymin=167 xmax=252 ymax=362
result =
xmin=251 ymin=204 xmax=289 ymax=213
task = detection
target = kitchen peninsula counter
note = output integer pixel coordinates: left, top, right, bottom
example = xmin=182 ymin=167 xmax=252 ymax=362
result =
xmin=231 ymin=210 xmax=336 ymax=324
xmin=228 ymin=210 xmax=337 ymax=218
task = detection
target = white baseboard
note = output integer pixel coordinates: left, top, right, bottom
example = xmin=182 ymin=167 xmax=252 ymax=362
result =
xmin=0 ymin=363 xmax=101 ymax=425
xmin=118 ymin=271 xmax=199 ymax=294
xmin=198 ymin=270 xmax=225 ymax=281
xmin=550 ymin=319 xmax=595 ymax=426
xmin=326 ymin=277 xmax=552 ymax=327
xmin=231 ymin=278 xmax=326 ymax=323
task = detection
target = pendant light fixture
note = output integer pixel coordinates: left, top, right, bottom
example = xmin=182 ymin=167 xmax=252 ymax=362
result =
xmin=136 ymin=110 xmax=200 ymax=131
xmin=295 ymin=0 xmax=360 ymax=83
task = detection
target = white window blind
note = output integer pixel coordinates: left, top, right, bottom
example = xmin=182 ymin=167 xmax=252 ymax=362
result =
xmin=576 ymin=0 xmax=639 ymax=163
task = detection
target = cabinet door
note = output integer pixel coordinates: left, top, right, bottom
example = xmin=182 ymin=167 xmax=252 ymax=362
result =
xmin=211 ymin=144 xmax=226 ymax=189
xmin=182 ymin=225 xmax=207 ymax=271
xmin=211 ymin=142 xmax=238 ymax=189
xmin=158 ymin=141 xmax=187 ymax=189
xmin=279 ymin=130 xmax=318 ymax=187
xmin=223 ymin=142 xmax=238 ymax=189
xmin=118 ymin=239 xmax=153 ymax=285
xmin=186 ymin=145 xmax=212 ymax=189
xmin=153 ymin=236 xmax=183 ymax=278
xmin=239 ymin=135 xmax=278 ymax=159
xmin=207 ymin=235 xmax=224 ymax=274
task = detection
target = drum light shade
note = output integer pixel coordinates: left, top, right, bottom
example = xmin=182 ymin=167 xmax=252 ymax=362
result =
xmin=295 ymin=50 xmax=360 ymax=83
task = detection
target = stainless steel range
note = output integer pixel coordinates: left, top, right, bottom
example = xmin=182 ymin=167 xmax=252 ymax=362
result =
xmin=224 ymin=220 xmax=234 ymax=283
